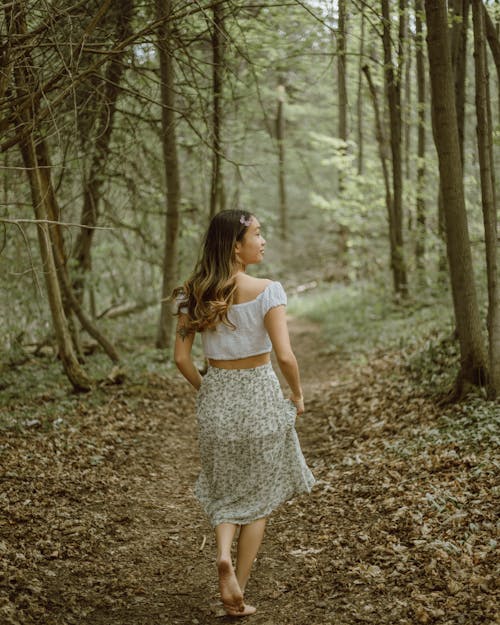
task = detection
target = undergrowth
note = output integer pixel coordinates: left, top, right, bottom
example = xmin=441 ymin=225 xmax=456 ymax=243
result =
xmin=1 ymin=280 xmax=497 ymax=433
xmin=287 ymin=280 xmax=455 ymax=368
xmin=288 ymin=280 xmax=498 ymax=454
xmin=287 ymin=279 xmax=490 ymax=397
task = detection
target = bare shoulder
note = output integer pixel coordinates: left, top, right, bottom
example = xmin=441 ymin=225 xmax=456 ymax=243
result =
xmin=234 ymin=275 xmax=273 ymax=302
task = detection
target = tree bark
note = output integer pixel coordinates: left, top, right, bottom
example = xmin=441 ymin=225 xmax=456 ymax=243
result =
xmin=472 ymin=0 xmax=500 ymax=399
xmin=483 ymin=2 xmax=500 ymax=116
xmin=276 ymin=84 xmax=287 ymax=240
xmin=209 ymin=2 xmax=225 ymax=218
xmin=402 ymin=1 xmax=412 ymax=182
xmin=337 ymin=0 xmax=348 ymax=191
xmin=415 ymin=0 xmax=426 ymax=277
xmin=450 ymin=0 xmax=470 ymax=165
xmin=356 ymin=6 xmax=365 ymax=175
xmin=424 ymin=0 xmax=488 ymax=395
xmin=381 ymin=0 xmax=408 ymax=296
xmin=435 ymin=0 xmax=470 ymax=281
xmin=362 ymin=64 xmax=395 ymax=284
xmin=156 ymin=0 xmax=181 ymax=350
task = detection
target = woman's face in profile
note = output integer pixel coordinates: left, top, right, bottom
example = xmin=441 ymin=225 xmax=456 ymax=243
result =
xmin=235 ymin=218 xmax=266 ymax=266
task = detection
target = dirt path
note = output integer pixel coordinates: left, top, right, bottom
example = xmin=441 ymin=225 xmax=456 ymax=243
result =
xmin=0 ymin=318 xmax=496 ymax=625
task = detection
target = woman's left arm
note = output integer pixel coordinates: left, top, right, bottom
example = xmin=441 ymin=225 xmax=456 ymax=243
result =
xmin=174 ymin=313 xmax=203 ymax=390
xmin=264 ymin=305 xmax=304 ymax=414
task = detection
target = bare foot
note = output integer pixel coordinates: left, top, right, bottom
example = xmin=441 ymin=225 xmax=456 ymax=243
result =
xmin=217 ymin=556 xmax=244 ymax=612
xmin=224 ymin=603 xmax=257 ymax=617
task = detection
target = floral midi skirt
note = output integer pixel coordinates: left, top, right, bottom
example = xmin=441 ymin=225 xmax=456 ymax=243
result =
xmin=194 ymin=362 xmax=315 ymax=527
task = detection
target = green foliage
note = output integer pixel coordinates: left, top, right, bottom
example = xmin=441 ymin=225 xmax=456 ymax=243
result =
xmin=0 ymin=302 xmax=206 ymax=429
xmin=405 ymin=332 xmax=460 ymax=394
xmin=287 ymin=280 xmax=454 ymax=365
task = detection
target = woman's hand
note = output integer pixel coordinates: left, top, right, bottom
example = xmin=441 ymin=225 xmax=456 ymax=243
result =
xmin=290 ymin=394 xmax=304 ymax=416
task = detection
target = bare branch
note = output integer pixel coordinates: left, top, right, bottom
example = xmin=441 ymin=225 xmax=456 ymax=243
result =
xmin=0 ymin=218 xmax=113 ymax=230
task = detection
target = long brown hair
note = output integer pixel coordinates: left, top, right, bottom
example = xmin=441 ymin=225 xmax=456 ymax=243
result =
xmin=172 ymin=209 xmax=254 ymax=332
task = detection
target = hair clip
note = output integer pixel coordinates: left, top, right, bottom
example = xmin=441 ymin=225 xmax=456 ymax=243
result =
xmin=240 ymin=215 xmax=252 ymax=227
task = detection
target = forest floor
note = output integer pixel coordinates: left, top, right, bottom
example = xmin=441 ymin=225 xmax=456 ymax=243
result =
xmin=0 ymin=313 xmax=498 ymax=625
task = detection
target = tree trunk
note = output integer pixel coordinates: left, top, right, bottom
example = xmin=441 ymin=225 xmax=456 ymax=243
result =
xmin=276 ymin=84 xmax=287 ymax=240
xmin=156 ymin=0 xmax=181 ymax=350
xmin=436 ymin=189 xmax=448 ymax=278
xmin=337 ymin=0 xmax=348 ymax=191
xmin=472 ymin=0 xmax=500 ymax=399
xmin=22 ymin=143 xmax=93 ymax=389
xmin=35 ymin=141 xmax=120 ymax=364
xmin=209 ymin=3 xmax=224 ymax=218
xmin=424 ymin=0 xmax=488 ymax=395
xmin=72 ymin=0 xmax=134 ymax=304
xmin=483 ymin=3 xmax=500 ymax=118
xmin=402 ymin=2 xmax=412 ymax=183
xmin=357 ymin=6 xmax=365 ymax=175
xmin=34 ymin=140 xmax=84 ymax=361
xmin=435 ymin=0 xmax=470 ymax=282
xmin=22 ymin=143 xmax=92 ymax=390
xmin=362 ymin=64 xmax=396 ymax=288
xmin=415 ymin=0 xmax=426 ymax=278
xmin=381 ymin=0 xmax=408 ymax=296
xmin=450 ymin=0 xmax=470 ymax=165
xmin=8 ymin=2 xmax=91 ymax=391
xmin=483 ymin=5 xmax=500 ymax=80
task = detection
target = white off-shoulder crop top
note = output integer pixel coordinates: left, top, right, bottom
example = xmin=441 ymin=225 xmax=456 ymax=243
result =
xmin=178 ymin=281 xmax=287 ymax=360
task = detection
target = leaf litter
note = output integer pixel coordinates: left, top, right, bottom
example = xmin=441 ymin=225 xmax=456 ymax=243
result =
xmin=0 ymin=318 xmax=498 ymax=625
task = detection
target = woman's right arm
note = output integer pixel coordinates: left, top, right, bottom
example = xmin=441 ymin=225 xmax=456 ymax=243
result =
xmin=264 ymin=305 xmax=304 ymax=415
xmin=174 ymin=313 xmax=203 ymax=390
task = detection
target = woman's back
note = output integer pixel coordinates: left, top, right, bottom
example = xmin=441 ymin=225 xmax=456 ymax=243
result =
xmin=201 ymin=279 xmax=287 ymax=360
xmin=232 ymin=275 xmax=271 ymax=304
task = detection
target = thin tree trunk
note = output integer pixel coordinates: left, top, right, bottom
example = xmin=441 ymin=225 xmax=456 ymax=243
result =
xmin=381 ymin=0 xmax=408 ymax=296
xmin=209 ymin=3 xmax=224 ymax=218
xmin=450 ymin=0 xmax=470 ymax=166
xmin=483 ymin=2 xmax=500 ymax=117
xmin=472 ymin=0 xmax=500 ymax=399
xmin=337 ymin=0 xmax=348 ymax=191
xmin=403 ymin=6 xmax=412 ymax=183
xmin=8 ymin=2 xmax=91 ymax=391
xmin=415 ymin=0 xmax=426 ymax=278
xmin=276 ymin=84 xmax=287 ymax=240
xmin=23 ymin=147 xmax=92 ymax=390
xmin=73 ymin=0 xmax=134 ymax=303
xmin=156 ymin=0 xmax=181 ymax=350
xmin=436 ymin=0 xmax=469 ymax=281
xmin=424 ymin=0 xmax=488 ymax=395
xmin=357 ymin=6 xmax=365 ymax=175
xmin=36 ymin=141 xmax=119 ymax=364
xmin=35 ymin=141 xmax=84 ymax=361
xmin=362 ymin=64 xmax=396 ymax=286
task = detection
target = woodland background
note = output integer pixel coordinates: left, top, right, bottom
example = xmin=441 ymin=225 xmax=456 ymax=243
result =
xmin=0 ymin=2 xmax=499 ymax=623
xmin=0 ymin=0 xmax=499 ymax=399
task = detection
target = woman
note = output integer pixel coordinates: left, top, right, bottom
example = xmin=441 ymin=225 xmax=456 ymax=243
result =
xmin=173 ymin=209 xmax=315 ymax=617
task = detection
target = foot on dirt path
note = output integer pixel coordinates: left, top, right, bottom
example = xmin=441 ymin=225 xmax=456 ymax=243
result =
xmin=217 ymin=556 xmax=246 ymax=613
xmin=224 ymin=603 xmax=257 ymax=617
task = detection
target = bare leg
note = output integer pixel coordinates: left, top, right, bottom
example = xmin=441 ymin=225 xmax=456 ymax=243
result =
xmin=215 ymin=523 xmax=257 ymax=616
xmin=215 ymin=523 xmax=243 ymax=610
xmin=235 ymin=517 xmax=267 ymax=594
